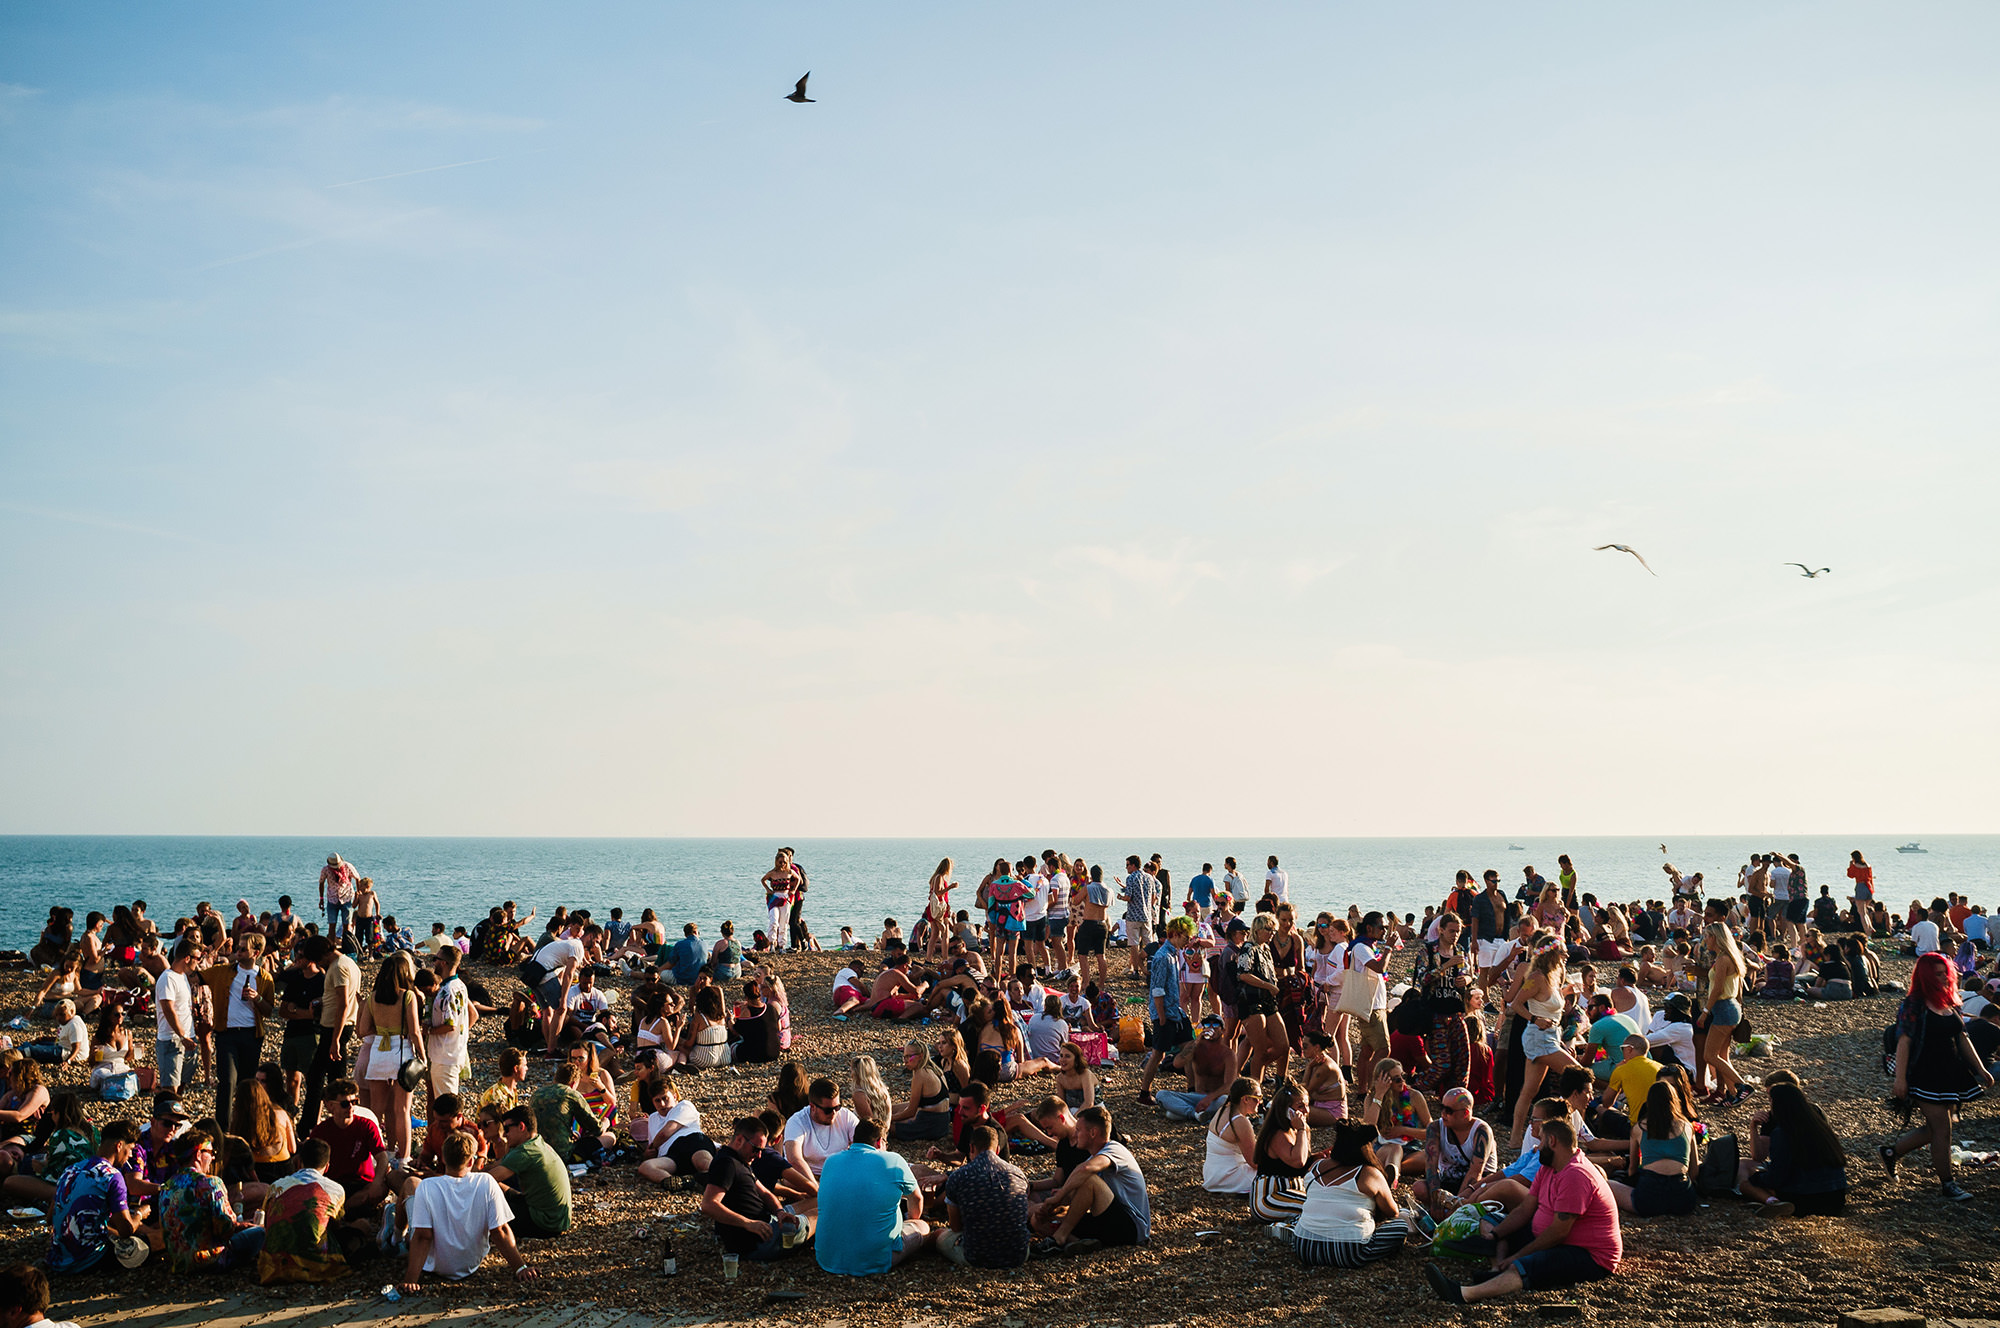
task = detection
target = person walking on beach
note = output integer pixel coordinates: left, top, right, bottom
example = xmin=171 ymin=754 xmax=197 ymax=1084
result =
xmin=784 ymin=847 xmax=813 ymax=950
xmin=1846 ymin=850 xmax=1875 ymax=938
xmin=318 ymin=854 xmax=356 ymax=943
xmin=1883 ymin=952 xmax=1993 ymax=1202
xmin=762 ymin=851 xmax=800 ymax=954
xmin=1264 ymin=857 xmax=1289 ymax=907
xmin=1121 ymin=858 xmax=1159 ymax=977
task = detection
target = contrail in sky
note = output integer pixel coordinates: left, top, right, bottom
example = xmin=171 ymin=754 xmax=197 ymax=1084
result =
xmin=325 ymin=156 xmax=503 ymax=189
xmin=194 ymin=207 xmax=437 ymax=272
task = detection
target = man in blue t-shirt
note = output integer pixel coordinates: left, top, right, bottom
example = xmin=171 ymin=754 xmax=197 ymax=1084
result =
xmin=669 ymin=924 xmax=706 ymax=986
xmin=1187 ymin=865 xmax=1216 ymax=919
xmin=813 ymin=1121 xmax=931 ymax=1275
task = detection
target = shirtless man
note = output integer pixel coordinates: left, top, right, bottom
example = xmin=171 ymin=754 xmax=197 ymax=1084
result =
xmin=1074 ymin=867 xmax=1112 ymax=990
xmin=860 ymin=954 xmax=929 ymax=1021
xmin=1154 ymin=1023 xmax=1237 ymax=1123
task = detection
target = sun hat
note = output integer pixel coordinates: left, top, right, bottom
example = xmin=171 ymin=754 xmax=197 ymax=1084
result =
xmin=113 ymin=1235 xmax=150 ymax=1268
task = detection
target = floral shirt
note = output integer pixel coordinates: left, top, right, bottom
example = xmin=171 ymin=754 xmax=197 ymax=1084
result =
xmin=48 ymin=1156 xmax=126 ymax=1273
xmin=161 ymin=1170 xmax=237 ymax=1272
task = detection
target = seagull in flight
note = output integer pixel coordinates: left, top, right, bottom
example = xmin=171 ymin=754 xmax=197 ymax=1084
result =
xmin=1783 ymin=564 xmax=1831 ymax=578
xmin=786 ymin=73 xmax=815 ymax=103
xmin=1659 ymin=844 xmax=1669 ymax=855
xmin=1594 ymin=544 xmax=1657 ymax=576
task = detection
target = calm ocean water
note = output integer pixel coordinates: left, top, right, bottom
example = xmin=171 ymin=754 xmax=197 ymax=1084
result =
xmin=0 ymin=836 xmax=1993 ymax=948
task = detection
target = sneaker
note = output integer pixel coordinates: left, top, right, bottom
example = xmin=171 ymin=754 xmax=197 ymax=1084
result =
xmin=1942 ymin=1181 xmax=1974 ymax=1202
xmin=1753 ymin=1199 xmax=1794 ymax=1219
xmin=1878 ymin=1144 xmax=1899 ymax=1179
xmin=1137 ymin=1090 xmax=1158 ymax=1106
xmin=1266 ymin=1221 xmax=1293 ymax=1245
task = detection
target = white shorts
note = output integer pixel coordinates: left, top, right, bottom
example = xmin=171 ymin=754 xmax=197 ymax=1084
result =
xmin=362 ymin=1034 xmax=408 ymax=1082
xmin=1476 ymin=939 xmax=1513 ymax=970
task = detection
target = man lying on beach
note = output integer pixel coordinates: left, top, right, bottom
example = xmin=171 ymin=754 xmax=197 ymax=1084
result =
xmin=857 ymin=956 xmax=929 ymax=1021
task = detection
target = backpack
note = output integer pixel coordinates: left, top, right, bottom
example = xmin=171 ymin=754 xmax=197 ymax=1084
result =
xmin=1694 ymin=1130 xmax=1739 ymax=1197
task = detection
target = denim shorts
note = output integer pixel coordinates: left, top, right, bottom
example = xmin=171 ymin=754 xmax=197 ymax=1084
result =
xmin=1522 ymin=1021 xmax=1563 ymax=1060
xmin=1709 ymin=997 xmax=1743 ymax=1028
xmin=1512 ymin=1243 xmax=1612 ymax=1290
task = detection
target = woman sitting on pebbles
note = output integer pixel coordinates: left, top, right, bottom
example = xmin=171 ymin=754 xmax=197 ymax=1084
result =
xmin=1201 ymin=1077 xmax=1260 ymax=1197
xmin=1277 ymin=1120 xmax=1422 ymax=1268
xmin=1248 ymin=1080 xmax=1313 ymax=1222
xmin=1607 ymin=1081 xmax=1700 ymax=1216
xmin=1740 ymin=1073 xmax=1848 ymax=1216
xmin=889 ymin=1041 xmax=954 ymax=1141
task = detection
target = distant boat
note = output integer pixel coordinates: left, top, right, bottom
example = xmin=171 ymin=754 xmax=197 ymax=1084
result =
xmin=1508 ymin=844 xmax=1527 ymax=851
xmin=1896 ymin=842 xmax=1927 ymax=854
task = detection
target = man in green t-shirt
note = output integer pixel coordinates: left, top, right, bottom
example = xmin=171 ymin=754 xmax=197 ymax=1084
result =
xmin=529 ymin=1063 xmax=610 ymax=1164
xmin=486 ymin=1105 xmax=572 ymax=1239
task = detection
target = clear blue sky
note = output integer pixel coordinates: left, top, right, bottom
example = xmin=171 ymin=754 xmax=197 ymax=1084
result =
xmin=3 ymin=4 xmax=1997 ymax=836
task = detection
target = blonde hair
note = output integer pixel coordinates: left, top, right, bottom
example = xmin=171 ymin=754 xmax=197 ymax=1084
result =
xmin=850 ymin=1055 xmax=892 ymax=1122
xmin=1249 ymin=914 xmax=1277 ymax=939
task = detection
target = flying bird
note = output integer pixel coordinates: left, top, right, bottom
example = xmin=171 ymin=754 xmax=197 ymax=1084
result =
xmin=786 ymin=73 xmax=815 ymax=103
xmin=1594 ymin=544 xmax=1657 ymax=576
xmin=1783 ymin=564 xmax=1831 ymax=578
xmin=1659 ymin=844 xmax=1669 ymax=855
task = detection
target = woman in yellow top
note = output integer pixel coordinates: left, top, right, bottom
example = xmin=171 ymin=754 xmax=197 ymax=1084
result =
xmin=1507 ymin=946 xmax=1580 ymax=1152
xmin=1700 ymin=922 xmax=1750 ymax=1106
xmin=358 ymin=952 xmax=426 ymax=1161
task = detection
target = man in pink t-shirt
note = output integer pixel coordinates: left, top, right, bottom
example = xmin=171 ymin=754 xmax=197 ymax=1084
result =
xmin=1423 ymin=1119 xmax=1621 ymax=1304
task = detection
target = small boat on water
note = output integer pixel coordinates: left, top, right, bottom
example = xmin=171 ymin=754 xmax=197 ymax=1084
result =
xmin=1896 ymin=842 xmax=1927 ymax=854
xmin=1508 ymin=844 xmax=1527 ymax=851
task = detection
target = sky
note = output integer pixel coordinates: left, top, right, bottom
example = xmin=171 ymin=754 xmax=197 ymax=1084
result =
xmin=2 ymin=4 xmax=1997 ymax=838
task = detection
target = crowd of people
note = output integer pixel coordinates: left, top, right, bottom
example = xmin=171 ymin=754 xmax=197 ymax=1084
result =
xmin=0 ymin=844 xmax=1991 ymax=1306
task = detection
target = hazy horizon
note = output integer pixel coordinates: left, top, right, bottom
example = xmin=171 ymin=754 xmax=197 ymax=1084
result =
xmin=4 ymin=5 xmax=1997 ymax=838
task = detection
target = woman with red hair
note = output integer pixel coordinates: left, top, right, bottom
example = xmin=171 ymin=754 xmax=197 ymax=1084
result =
xmin=1881 ymin=953 xmax=1993 ymax=1202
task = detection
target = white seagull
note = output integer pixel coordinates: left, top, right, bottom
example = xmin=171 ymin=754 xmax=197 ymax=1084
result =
xmin=1594 ymin=544 xmax=1657 ymax=576
xmin=1783 ymin=564 xmax=1831 ymax=578
xmin=785 ymin=73 xmax=815 ymax=103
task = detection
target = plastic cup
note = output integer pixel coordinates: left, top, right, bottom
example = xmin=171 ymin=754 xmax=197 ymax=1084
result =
xmin=781 ymin=1218 xmax=797 ymax=1249
xmin=722 ymin=1252 xmax=739 ymax=1280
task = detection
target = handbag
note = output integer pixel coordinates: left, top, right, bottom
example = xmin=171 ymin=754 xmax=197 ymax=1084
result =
xmin=397 ymin=1054 xmax=429 ymax=1093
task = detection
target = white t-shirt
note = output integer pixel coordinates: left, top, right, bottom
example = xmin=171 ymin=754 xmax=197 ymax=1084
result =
xmin=833 ymin=966 xmax=860 ymax=997
xmin=430 ymin=977 xmax=471 ymax=1068
xmin=407 ymin=1171 xmax=509 ymax=1278
xmin=225 ymin=965 xmax=261 ymax=1029
xmin=783 ymin=1103 xmax=858 ymax=1174
xmin=1265 ymin=868 xmax=1289 ymax=903
xmin=1022 ymin=873 xmax=1049 ymax=923
xmin=1768 ymin=864 xmax=1792 ymax=898
xmin=1046 ymin=871 xmax=1071 ymax=916
xmin=567 ymin=987 xmax=611 ymax=1017
xmin=56 ymin=1016 xmax=89 ymax=1060
xmin=1911 ymin=920 xmax=1941 ymax=955
xmin=154 ymin=969 xmax=191 ymax=1039
xmin=648 ymin=1098 xmax=702 ymax=1148
xmin=534 ymin=937 xmax=585 ymax=971
xmin=1313 ymin=941 xmax=1348 ymax=987
xmin=1346 ymin=940 xmax=1386 ymax=1011
xmin=1646 ymin=1014 xmax=1697 ymax=1067
xmin=1224 ymin=871 xmax=1247 ymax=902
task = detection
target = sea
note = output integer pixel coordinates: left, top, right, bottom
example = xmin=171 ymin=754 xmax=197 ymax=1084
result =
xmin=0 ymin=836 xmax=1993 ymax=949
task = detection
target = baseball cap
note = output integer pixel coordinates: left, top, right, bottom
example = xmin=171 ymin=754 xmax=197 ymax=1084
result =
xmin=1224 ymin=919 xmax=1249 ymax=935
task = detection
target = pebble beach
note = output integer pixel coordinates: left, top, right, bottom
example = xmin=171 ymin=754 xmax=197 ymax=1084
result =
xmin=2 ymin=939 xmax=1994 ymax=1328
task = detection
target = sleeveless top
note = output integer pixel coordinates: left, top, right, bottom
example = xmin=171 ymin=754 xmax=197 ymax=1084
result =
xmin=1295 ymin=1165 xmax=1377 ymax=1243
xmin=688 ymin=1017 xmax=730 ymax=1068
xmin=1202 ymin=1113 xmax=1257 ymax=1194
xmin=1640 ymin=1128 xmax=1691 ymax=1168
xmin=1525 ymin=984 xmax=1564 ymax=1024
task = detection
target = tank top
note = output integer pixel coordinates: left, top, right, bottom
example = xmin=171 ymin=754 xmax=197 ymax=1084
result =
xmin=689 ymin=1017 xmax=730 ymax=1068
xmin=1525 ymin=984 xmax=1564 ymax=1024
xmin=1295 ymin=1165 xmax=1377 ymax=1243
xmin=1639 ymin=1128 xmax=1691 ymax=1168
